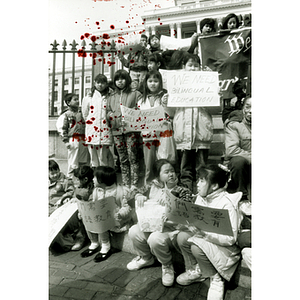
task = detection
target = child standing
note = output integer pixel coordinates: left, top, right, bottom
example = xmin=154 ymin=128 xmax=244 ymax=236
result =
xmin=60 ymin=93 xmax=86 ymax=177
xmin=107 ymin=70 xmax=142 ymax=189
xmin=79 ymin=166 xmax=133 ymax=262
xmin=127 ymin=159 xmax=193 ymax=287
xmin=82 ymin=74 xmax=114 ymax=169
xmin=171 ymin=53 xmax=213 ymax=193
xmin=176 ymin=165 xmax=243 ymax=300
xmin=138 ymin=71 xmax=173 ymax=185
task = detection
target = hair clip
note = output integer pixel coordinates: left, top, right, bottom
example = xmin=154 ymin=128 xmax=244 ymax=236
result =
xmin=218 ymin=164 xmax=230 ymax=173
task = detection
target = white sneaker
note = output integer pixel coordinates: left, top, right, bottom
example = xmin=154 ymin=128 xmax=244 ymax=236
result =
xmin=207 ymin=273 xmax=224 ymax=300
xmin=176 ymin=264 xmax=206 ymax=285
xmin=127 ymin=256 xmax=155 ymax=271
xmin=162 ymin=264 xmax=174 ymax=287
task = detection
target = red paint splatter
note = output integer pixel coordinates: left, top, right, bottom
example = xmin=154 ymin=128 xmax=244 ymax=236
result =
xmin=91 ymin=35 xmax=97 ymax=42
xmin=129 ymin=59 xmax=135 ymax=64
xmin=86 ymin=120 xmax=93 ymax=125
xmin=70 ymin=119 xmax=76 ymax=128
xmin=91 ymin=117 xmax=95 ymax=121
xmin=103 ymin=120 xmax=106 ymax=124
xmin=96 ymin=21 xmax=100 ymax=25
xmin=126 ymin=20 xmax=129 ymax=24
xmin=102 ymin=33 xmax=110 ymax=39
xmin=77 ymin=49 xmax=87 ymax=57
xmin=84 ymin=33 xmax=90 ymax=38
xmin=110 ymin=25 xmax=115 ymax=29
xmin=90 ymin=106 xmax=94 ymax=109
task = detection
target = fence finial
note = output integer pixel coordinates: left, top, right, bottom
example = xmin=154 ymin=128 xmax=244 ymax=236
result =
xmin=50 ymin=40 xmax=59 ymax=50
xmin=62 ymin=40 xmax=67 ymax=50
xmin=90 ymin=41 xmax=97 ymax=51
xmin=110 ymin=40 xmax=116 ymax=50
xmin=81 ymin=39 xmax=86 ymax=48
xmin=70 ymin=40 xmax=78 ymax=50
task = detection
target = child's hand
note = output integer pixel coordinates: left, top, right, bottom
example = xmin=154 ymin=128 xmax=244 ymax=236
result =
xmin=136 ymin=195 xmax=147 ymax=208
xmin=161 ymin=94 xmax=169 ymax=107
xmin=187 ymin=223 xmax=206 ymax=237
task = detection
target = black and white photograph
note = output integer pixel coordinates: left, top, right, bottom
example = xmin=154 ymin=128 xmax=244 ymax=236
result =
xmin=47 ymin=1 xmax=253 ymax=299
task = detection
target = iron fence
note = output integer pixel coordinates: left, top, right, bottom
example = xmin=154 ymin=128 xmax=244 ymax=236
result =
xmin=48 ymin=39 xmax=117 ymax=116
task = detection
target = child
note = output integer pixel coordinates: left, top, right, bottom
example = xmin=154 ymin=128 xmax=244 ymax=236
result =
xmin=73 ymin=165 xmax=95 ymax=202
xmin=148 ymin=34 xmax=163 ymax=54
xmin=107 ymin=69 xmax=143 ymax=189
xmin=79 ymin=166 xmax=133 ymax=262
xmin=221 ymin=13 xmax=240 ymax=30
xmin=60 ymin=93 xmax=86 ymax=177
xmin=127 ymin=159 xmax=193 ymax=287
xmin=49 ymin=159 xmax=74 ymax=216
xmin=81 ymin=74 xmax=114 ymax=169
xmin=138 ymin=70 xmax=173 ymax=185
xmin=171 ymin=53 xmax=214 ymax=193
xmin=176 ymin=164 xmax=243 ymax=300
xmin=49 ymin=160 xmax=85 ymax=252
xmin=147 ymin=52 xmax=166 ymax=71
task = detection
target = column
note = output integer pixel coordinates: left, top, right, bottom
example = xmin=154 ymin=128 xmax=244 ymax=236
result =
xmin=151 ymin=26 xmax=156 ymax=35
xmin=176 ymin=22 xmax=182 ymax=39
xmin=169 ymin=23 xmax=175 ymax=37
xmin=196 ymin=20 xmax=201 ymax=34
xmin=145 ymin=26 xmax=151 ymax=38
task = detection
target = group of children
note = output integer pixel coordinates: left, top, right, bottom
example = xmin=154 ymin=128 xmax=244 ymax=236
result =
xmin=49 ymin=11 xmax=251 ymax=300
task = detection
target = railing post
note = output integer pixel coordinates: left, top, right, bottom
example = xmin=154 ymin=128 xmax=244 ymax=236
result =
xmin=61 ymin=40 xmax=67 ymax=114
xmin=90 ymin=40 xmax=97 ymax=86
xmin=50 ymin=40 xmax=59 ymax=116
xmin=110 ymin=40 xmax=116 ymax=81
xmin=81 ymin=40 xmax=86 ymax=102
xmin=70 ymin=40 xmax=78 ymax=94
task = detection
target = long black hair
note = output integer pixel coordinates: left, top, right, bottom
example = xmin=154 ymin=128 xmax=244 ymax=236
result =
xmin=113 ymin=69 xmax=132 ymax=93
xmin=90 ymin=74 xmax=110 ymax=97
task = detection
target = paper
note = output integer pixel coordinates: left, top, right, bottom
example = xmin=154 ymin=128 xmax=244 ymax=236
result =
xmin=76 ymin=197 xmax=116 ymax=233
xmin=164 ymin=191 xmax=233 ymax=236
xmin=136 ymin=200 xmax=165 ymax=232
xmin=166 ymin=70 xmax=220 ymax=107
xmin=48 ymin=200 xmax=78 ymax=247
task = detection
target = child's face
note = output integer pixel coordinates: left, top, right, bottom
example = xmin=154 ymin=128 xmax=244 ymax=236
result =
xmin=150 ymin=37 xmax=160 ymax=48
xmin=115 ymin=78 xmax=126 ymax=90
xmin=202 ymin=24 xmax=212 ymax=35
xmin=243 ymin=98 xmax=252 ymax=122
xmin=197 ymin=177 xmax=211 ymax=197
xmin=69 ymin=96 xmax=79 ymax=109
xmin=140 ymin=37 xmax=147 ymax=47
xmin=184 ymin=59 xmax=200 ymax=71
xmin=49 ymin=170 xmax=60 ymax=182
xmin=94 ymin=80 xmax=107 ymax=92
xmin=227 ymin=17 xmax=237 ymax=29
xmin=159 ymin=163 xmax=176 ymax=185
xmin=147 ymin=76 xmax=160 ymax=93
xmin=148 ymin=61 xmax=159 ymax=72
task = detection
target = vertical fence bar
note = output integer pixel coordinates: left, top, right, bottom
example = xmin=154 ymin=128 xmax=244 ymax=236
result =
xmin=90 ymin=41 xmax=97 ymax=86
xmin=50 ymin=40 xmax=59 ymax=116
xmin=70 ymin=40 xmax=78 ymax=94
xmin=110 ymin=40 xmax=116 ymax=80
xmin=61 ymin=40 xmax=67 ymax=114
xmin=81 ymin=40 xmax=86 ymax=102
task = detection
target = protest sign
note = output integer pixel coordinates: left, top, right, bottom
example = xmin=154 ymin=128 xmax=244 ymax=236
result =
xmin=166 ymin=70 xmax=220 ymax=107
xmin=160 ymin=35 xmax=192 ymax=51
xmin=48 ymin=200 xmax=78 ymax=247
xmin=76 ymin=197 xmax=116 ymax=233
xmin=136 ymin=200 xmax=165 ymax=232
xmin=164 ymin=191 xmax=233 ymax=236
xmin=160 ymin=69 xmax=168 ymax=90
xmin=120 ymin=105 xmax=167 ymax=133
xmin=199 ymin=27 xmax=251 ymax=98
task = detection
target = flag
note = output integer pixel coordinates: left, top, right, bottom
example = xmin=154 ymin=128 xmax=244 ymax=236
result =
xmin=199 ymin=27 xmax=251 ymax=99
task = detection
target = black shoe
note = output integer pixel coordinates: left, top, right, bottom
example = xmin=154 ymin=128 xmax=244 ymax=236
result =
xmin=94 ymin=249 xmax=112 ymax=262
xmin=80 ymin=247 xmax=100 ymax=258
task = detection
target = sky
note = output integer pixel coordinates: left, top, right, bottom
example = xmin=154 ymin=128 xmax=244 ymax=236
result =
xmin=48 ymin=0 xmax=175 ymax=46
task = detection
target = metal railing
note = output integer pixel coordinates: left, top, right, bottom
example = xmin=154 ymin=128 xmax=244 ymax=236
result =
xmin=48 ymin=39 xmax=117 ymax=116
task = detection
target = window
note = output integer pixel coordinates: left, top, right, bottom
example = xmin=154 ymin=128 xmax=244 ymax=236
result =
xmin=85 ymin=88 xmax=91 ymax=96
xmin=55 ymin=79 xmax=58 ymax=86
xmin=75 ymin=77 xmax=80 ymax=85
xmin=75 ymin=89 xmax=79 ymax=95
xmin=64 ymin=78 xmax=69 ymax=85
xmin=54 ymin=91 xmax=58 ymax=102
xmin=85 ymin=76 xmax=91 ymax=84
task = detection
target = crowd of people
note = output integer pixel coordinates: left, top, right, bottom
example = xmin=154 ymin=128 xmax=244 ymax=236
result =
xmin=49 ymin=12 xmax=251 ymax=300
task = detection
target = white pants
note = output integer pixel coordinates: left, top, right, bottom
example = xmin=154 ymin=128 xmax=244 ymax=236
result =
xmin=67 ymin=137 xmax=89 ymax=177
xmin=88 ymin=144 xmax=114 ymax=168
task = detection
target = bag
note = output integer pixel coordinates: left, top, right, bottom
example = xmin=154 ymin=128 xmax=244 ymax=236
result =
xmin=156 ymin=122 xmax=176 ymax=164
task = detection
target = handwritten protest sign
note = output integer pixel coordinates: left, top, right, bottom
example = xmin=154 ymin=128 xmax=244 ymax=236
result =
xmin=160 ymin=35 xmax=192 ymax=51
xmin=120 ymin=105 xmax=167 ymax=133
xmin=136 ymin=200 xmax=165 ymax=232
xmin=48 ymin=200 xmax=78 ymax=247
xmin=76 ymin=197 xmax=116 ymax=233
xmin=166 ymin=70 xmax=220 ymax=107
xmin=164 ymin=191 xmax=233 ymax=236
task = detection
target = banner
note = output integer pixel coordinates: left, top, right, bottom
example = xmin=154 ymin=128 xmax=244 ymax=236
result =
xmin=164 ymin=191 xmax=233 ymax=236
xmin=199 ymin=27 xmax=251 ymax=99
xmin=76 ymin=197 xmax=116 ymax=233
xmin=166 ymin=70 xmax=220 ymax=107
xmin=120 ymin=105 xmax=168 ymax=132
xmin=136 ymin=200 xmax=165 ymax=232
xmin=160 ymin=35 xmax=192 ymax=51
xmin=48 ymin=200 xmax=78 ymax=247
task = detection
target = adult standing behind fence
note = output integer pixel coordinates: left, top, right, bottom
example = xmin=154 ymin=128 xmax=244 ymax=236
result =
xmin=224 ymin=96 xmax=251 ymax=200
xmin=82 ymin=74 xmax=114 ymax=169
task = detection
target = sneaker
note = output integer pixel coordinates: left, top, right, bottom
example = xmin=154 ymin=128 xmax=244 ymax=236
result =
xmin=71 ymin=238 xmax=85 ymax=251
xmin=162 ymin=264 xmax=174 ymax=286
xmin=176 ymin=264 xmax=206 ymax=285
xmin=127 ymin=256 xmax=155 ymax=271
xmin=207 ymin=273 xmax=224 ymax=300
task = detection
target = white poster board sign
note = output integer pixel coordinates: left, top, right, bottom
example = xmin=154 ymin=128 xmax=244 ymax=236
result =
xmin=166 ymin=70 xmax=220 ymax=107
xmin=160 ymin=35 xmax=192 ymax=51
xmin=48 ymin=200 xmax=78 ymax=247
